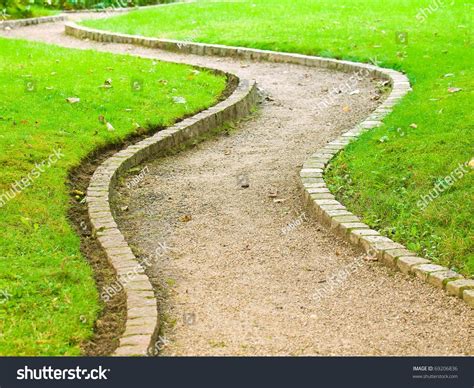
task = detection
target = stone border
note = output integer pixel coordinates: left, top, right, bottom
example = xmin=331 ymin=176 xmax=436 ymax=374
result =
xmin=299 ymin=90 xmax=474 ymax=308
xmin=61 ymin=7 xmax=136 ymax=14
xmin=86 ymin=69 xmax=258 ymax=355
xmin=64 ymin=22 xmax=472 ymax=357
xmin=61 ymin=2 xmax=189 ymax=14
xmin=0 ymin=14 xmax=66 ymax=30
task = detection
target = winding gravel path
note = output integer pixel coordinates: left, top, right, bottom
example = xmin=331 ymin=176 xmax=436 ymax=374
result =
xmin=2 ymin=14 xmax=472 ymax=356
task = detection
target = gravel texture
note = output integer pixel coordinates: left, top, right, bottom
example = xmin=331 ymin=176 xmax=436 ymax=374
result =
xmin=2 ymin=15 xmax=472 ymax=356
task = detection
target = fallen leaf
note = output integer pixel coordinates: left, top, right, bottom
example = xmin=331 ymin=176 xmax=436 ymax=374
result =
xmin=173 ymin=96 xmax=187 ymax=104
xmin=98 ymin=115 xmax=105 ymax=123
xmin=409 ymin=123 xmax=418 ymax=129
xmin=179 ymin=214 xmax=192 ymax=222
xmin=364 ymin=255 xmax=378 ymax=262
xmin=268 ymin=189 xmax=278 ymax=198
xmin=448 ymin=87 xmax=462 ymax=93
xmin=99 ymin=79 xmax=113 ymax=89
xmin=66 ymin=97 xmax=80 ymax=104
xmin=342 ymin=105 xmax=350 ymax=112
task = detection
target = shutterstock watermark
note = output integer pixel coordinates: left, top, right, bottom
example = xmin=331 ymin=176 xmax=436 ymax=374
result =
xmin=101 ymin=241 xmax=174 ymax=302
xmin=176 ymin=31 xmax=200 ymax=50
xmin=96 ymin=0 xmax=132 ymax=15
xmin=17 ymin=366 xmax=110 ymax=381
xmin=417 ymin=160 xmax=471 ymax=211
xmin=0 ymin=148 xmax=64 ymax=209
xmin=282 ymin=212 xmax=308 ymax=235
xmin=416 ymin=0 xmax=446 ymax=23
xmin=313 ymin=256 xmax=365 ymax=304
xmin=126 ymin=165 xmax=149 ymax=190
xmin=0 ymin=8 xmax=10 ymax=21
xmin=395 ymin=31 xmax=408 ymax=45
xmin=148 ymin=334 xmax=170 ymax=355
xmin=316 ymin=66 xmax=371 ymax=113
xmin=0 ymin=289 xmax=11 ymax=304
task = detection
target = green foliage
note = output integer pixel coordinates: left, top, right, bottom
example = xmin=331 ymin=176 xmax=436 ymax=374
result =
xmin=0 ymin=0 xmax=162 ymax=19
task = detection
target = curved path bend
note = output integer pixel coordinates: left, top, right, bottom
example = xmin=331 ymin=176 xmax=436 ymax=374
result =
xmin=2 ymin=14 xmax=472 ymax=356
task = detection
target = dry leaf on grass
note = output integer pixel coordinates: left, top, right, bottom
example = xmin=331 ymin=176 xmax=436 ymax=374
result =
xmin=448 ymin=87 xmax=462 ymax=93
xmin=173 ymin=96 xmax=187 ymax=104
xmin=66 ymin=97 xmax=80 ymax=104
xmin=106 ymin=122 xmax=115 ymax=132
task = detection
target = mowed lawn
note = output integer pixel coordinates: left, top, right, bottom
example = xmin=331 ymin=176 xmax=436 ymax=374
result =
xmin=0 ymin=38 xmax=226 ymax=355
xmin=84 ymin=0 xmax=473 ymax=275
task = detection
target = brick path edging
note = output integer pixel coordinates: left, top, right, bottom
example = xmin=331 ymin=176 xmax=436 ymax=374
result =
xmin=89 ymin=80 xmax=258 ymax=356
xmin=64 ymin=22 xmax=471 ymax=356
xmin=0 ymin=15 xmax=67 ymax=30
xmin=65 ymin=32 xmax=259 ymax=356
xmin=65 ymin=22 xmax=473 ymax=309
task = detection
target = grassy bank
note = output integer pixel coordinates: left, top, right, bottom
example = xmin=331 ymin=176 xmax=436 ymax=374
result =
xmin=0 ymin=38 xmax=226 ymax=355
xmin=1 ymin=6 xmax=57 ymax=20
xmin=83 ymin=0 xmax=473 ymax=275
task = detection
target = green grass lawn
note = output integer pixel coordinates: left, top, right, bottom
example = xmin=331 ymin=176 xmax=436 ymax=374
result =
xmin=83 ymin=0 xmax=473 ymax=276
xmin=0 ymin=38 xmax=225 ymax=355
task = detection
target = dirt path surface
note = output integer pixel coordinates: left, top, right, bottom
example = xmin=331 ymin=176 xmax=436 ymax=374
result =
xmin=2 ymin=15 xmax=472 ymax=356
